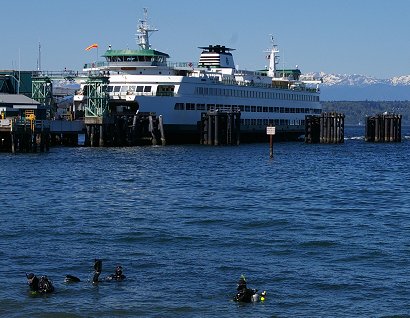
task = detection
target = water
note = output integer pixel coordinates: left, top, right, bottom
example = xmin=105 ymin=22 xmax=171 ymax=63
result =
xmin=1 ymin=127 xmax=410 ymax=317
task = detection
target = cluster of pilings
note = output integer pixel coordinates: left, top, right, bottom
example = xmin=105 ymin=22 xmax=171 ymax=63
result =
xmin=365 ymin=113 xmax=402 ymax=142
xmin=305 ymin=112 xmax=345 ymax=144
xmin=200 ymin=111 xmax=241 ymax=145
xmin=7 ymin=120 xmax=50 ymax=153
xmin=85 ymin=113 xmax=165 ymax=147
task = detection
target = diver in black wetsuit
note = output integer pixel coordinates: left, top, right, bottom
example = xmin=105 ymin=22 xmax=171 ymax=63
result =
xmin=234 ymin=275 xmax=267 ymax=303
xmin=26 ymin=273 xmax=54 ymax=294
xmin=27 ymin=273 xmax=39 ymax=292
xmin=234 ymin=276 xmax=256 ymax=303
xmin=105 ymin=265 xmax=126 ymax=281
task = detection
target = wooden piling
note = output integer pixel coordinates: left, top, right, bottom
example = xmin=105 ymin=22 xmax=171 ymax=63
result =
xmin=158 ymin=115 xmax=166 ymax=146
xmin=200 ymin=110 xmax=240 ymax=146
xmin=305 ymin=112 xmax=344 ymax=144
xmin=365 ymin=113 xmax=401 ymax=142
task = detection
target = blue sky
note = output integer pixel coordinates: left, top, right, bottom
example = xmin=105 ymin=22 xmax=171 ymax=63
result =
xmin=3 ymin=0 xmax=410 ymax=78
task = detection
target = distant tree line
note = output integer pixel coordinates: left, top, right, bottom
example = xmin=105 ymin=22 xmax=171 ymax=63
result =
xmin=322 ymin=101 xmax=410 ymax=126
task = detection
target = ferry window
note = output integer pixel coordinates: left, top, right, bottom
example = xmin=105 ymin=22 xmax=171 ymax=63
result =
xmin=268 ymin=107 xmax=273 ymax=112
xmin=268 ymin=119 xmax=274 ymax=124
xmin=285 ymin=108 xmax=290 ymax=113
xmin=174 ymin=103 xmax=184 ymax=110
xmin=114 ymin=86 xmax=121 ymax=92
xmin=144 ymin=86 xmax=152 ymax=92
xmin=257 ymin=106 xmax=262 ymax=112
xmin=204 ymin=88 xmax=208 ymax=95
xmin=244 ymin=106 xmax=250 ymax=112
xmin=251 ymin=119 xmax=257 ymax=125
xmin=274 ymin=107 xmax=279 ymax=112
xmin=128 ymin=86 xmax=136 ymax=92
xmin=251 ymin=106 xmax=256 ymax=112
xmin=240 ymin=119 xmax=245 ymax=125
xmin=136 ymin=86 xmax=143 ymax=92
xmin=280 ymin=107 xmax=284 ymax=113
xmin=245 ymin=119 xmax=250 ymax=125
xmin=257 ymin=119 xmax=262 ymax=125
xmin=263 ymin=107 xmax=268 ymax=112
xmin=290 ymin=108 xmax=295 ymax=113
xmin=186 ymin=103 xmax=195 ymax=110
xmin=207 ymin=104 xmax=215 ymax=111
xmin=263 ymin=119 xmax=268 ymax=125
xmin=107 ymin=86 xmax=114 ymax=92
xmin=197 ymin=104 xmax=205 ymax=110
xmin=121 ymin=86 xmax=128 ymax=92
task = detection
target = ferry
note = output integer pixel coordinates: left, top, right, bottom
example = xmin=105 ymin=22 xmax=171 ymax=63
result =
xmin=74 ymin=10 xmax=321 ymax=143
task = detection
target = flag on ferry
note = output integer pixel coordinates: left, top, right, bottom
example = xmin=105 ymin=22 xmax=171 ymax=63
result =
xmin=85 ymin=43 xmax=98 ymax=51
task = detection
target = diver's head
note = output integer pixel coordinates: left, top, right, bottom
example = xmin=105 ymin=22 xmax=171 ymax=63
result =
xmin=26 ymin=273 xmax=36 ymax=286
xmin=237 ymin=276 xmax=247 ymax=291
xmin=115 ymin=265 xmax=123 ymax=276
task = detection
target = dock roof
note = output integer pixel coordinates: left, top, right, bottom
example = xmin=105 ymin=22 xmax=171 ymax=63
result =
xmin=0 ymin=93 xmax=40 ymax=108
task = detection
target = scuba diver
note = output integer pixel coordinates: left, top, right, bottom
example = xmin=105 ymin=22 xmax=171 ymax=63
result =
xmin=105 ymin=265 xmax=126 ymax=281
xmin=233 ymin=275 xmax=266 ymax=303
xmin=63 ymin=259 xmax=102 ymax=284
xmin=64 ymin=259 xmax=125 ymax=284
xmin=26 ymin=273 xmax=54 ymax=294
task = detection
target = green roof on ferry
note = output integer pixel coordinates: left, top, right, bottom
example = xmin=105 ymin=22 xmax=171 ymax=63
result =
xmin=102 ymin=49 xmax=169 ymax=58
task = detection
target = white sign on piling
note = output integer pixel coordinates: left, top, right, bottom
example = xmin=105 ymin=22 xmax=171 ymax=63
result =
xmin=266 ymin=126 xmax=276 ymax=135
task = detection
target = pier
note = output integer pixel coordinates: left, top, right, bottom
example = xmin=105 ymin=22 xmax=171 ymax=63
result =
xmin=84 ymin=112 xmax=165 ymax=147
xmin=365 ymin=113 xmax=402 ymax=142
xmin=79 ymin=74 xmax=165 ymax=147
xmin=305 ymin=112 xmax=345 ymax=144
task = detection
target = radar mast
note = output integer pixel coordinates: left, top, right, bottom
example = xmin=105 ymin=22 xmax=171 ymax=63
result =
xmin=136 ymin=8 xmax=158 ymax=50
xmin=266 ymin=35 xmax=279 ymax=77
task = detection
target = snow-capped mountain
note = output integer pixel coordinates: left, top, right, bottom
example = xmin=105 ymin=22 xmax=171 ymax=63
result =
xmin=302 ymin=72 xmax=410 ymax=101
xmin=304 ymin=72 xmax=410 ymax=87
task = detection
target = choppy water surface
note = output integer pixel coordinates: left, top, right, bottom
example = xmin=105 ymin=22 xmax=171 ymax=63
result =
xmin=1 ymin=127 xmax=410 ymax=317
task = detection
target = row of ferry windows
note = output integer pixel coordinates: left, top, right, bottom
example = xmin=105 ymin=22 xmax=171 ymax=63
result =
xmin=195 ymin=87 xmax=319 ymax=102
xmin=107 ymin=85 xmax=152 ymax=93
xmin=174 ymin=103 xmax=321 ymax=114
xmin=241 ymin=119 xmax=304 ymax=126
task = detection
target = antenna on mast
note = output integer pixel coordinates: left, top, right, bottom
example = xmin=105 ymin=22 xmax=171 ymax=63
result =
xmin=37 ymin=42 xmax=42 ymax=71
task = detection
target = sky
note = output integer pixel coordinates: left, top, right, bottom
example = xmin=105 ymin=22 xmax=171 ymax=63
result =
xmin=2 ymin=0 xmax=410 ymax=79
